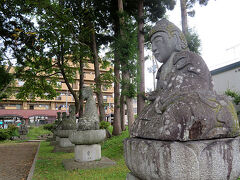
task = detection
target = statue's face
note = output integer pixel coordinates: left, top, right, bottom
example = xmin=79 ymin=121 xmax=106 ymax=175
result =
xmin=151 ymin=32 xmax=176 ymax=63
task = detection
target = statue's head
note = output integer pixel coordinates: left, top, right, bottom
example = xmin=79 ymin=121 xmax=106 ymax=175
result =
xmin=150 ymin=18 xmax=188 ymax=63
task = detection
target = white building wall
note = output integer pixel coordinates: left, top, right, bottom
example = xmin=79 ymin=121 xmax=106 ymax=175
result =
xmin=212 ymin=67 xmax=240 ymax=94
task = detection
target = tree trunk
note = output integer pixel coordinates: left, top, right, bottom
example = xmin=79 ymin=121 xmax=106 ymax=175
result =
xmin=137 ymin=0 xmax=145 ymax=114
xmin=122 ymin=71 xmax=135 ymax=133
xmin=118 ymin=0 xmax=135 ymax=133
xmin=90 ymin=27 xmax=106 ymax=122
xmin=112 ymin=0 xmax=125 ymax=136
xmin=120 ymin=93 xmax=126 ymax=131
xmin=57 ymin=56 xmax=79 ymax=112
xmin=126 ymin=96 xmax=134 ymax=133
xmin=180 ymin=0 xmax=188 ymax=35
xmin=112 ymin=49 xmax=122 ymax=135
xmin=78 ymin=58 xmax=84 ymax=118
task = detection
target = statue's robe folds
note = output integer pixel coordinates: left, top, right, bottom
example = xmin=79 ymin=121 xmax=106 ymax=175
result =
xmin=132 ymin=51 xmax=240 ymax=141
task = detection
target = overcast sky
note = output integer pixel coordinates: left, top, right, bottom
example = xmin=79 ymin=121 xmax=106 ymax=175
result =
xmin=145 ymin=0 xmax=240 ymax=90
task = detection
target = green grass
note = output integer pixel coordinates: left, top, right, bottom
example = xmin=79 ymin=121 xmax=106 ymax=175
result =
xmin=27 ymin=126 xmax=52 ymax=140
xmin=0 ymin=139 xmax=25 ymax=144
xmin=0 ymin=126 xmax=51 ymax=144
xmin=33 ymin=129 xmax=130 ymax=180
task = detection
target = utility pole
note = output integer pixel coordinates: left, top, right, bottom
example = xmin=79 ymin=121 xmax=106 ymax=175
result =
xmin=66 ymin=90 xmax=68 ymax=113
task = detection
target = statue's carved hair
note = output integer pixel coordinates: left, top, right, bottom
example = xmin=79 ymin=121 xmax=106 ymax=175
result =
xmin=150 ymin=18 xmax=189 ymax=51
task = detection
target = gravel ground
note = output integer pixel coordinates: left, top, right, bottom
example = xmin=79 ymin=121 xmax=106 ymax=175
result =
xmin=0 ymin=142 xmax=39 ymax=180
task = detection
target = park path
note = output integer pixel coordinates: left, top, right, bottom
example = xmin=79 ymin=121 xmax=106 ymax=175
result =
xmin=0 ymin=142 xmax=39 ymax=180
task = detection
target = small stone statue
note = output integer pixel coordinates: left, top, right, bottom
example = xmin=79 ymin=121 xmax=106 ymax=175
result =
xmin=78 ymin=86 xmax=99 ymax=131
xmin=67 ymin=86 xmax=109 ymax=167
xmin=54 ymin=112 xmax=62 ymax=131
xmin=62 ymin=106 xmax=77 ymax=130
xmin=132 ymin=18 xmax=240 ymax=141
xmin=19 ymin=124 xmax=28 ymax=135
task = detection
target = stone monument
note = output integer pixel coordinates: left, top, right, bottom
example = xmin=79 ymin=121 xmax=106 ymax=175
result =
xmin=124 ymin=19 xmax=240 ymax=180
xmin=54 ymin=105 xmax=77 ymax=152
xmin=63 ymin=86 xmax=115 ymax=170
xmin=18 ymin=123 xmax=28 ymax=140
xmin=50 ymin=112 xmax=62 ymax=146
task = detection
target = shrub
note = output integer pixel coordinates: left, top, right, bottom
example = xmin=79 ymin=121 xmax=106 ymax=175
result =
xmin=43 ymin=123 xmax=55 ymax=132
xmin=100 ymin=121 xmax=111 ymax=130
xmin=0 ymin=129 xmax=10 ymax=140
xmin=7 ymin=124 xmax=19 ymax=137
xmin=225 ymin=89 xmax=240 ymax=105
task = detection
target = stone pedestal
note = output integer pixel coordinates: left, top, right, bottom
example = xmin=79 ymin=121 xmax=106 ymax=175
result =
xmin=56 ymin=136 xmax=60 ymax=142
xmin=62 ymin=157 xmax=116 ymax=171
xmin=75 ymin=144 xmax=101 ymax=162
xmin=124 ymin=137 xmax=240 ymax=180
xmin=63 ymin=129 xmax=116 ymax=170
xmin=52 ymin=130 xmax=75 ymax=152
xmin=59 ymin=138 xmax=74 ymax=147
xmin=69 ymin=129 xmax=106 ymax=161
xmin=56 ymin=129 xmax=75 ymax=148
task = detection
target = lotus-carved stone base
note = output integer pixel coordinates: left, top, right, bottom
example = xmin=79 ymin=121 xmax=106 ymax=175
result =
xmin=124 ymin=137 xmax=240 ymax=180
xmin=56 ymin=130 xmax=75 ymax=138
xmin=69 ymin=129 xmax=106 ymax=145
xmin=59 ymin=138 xmax=74 ymax=148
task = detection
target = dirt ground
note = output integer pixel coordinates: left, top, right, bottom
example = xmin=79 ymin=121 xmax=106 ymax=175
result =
xmin=0 ymin=142 xmax=39 ymax=180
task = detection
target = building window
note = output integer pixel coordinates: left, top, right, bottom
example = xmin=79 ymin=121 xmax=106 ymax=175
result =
xmin=103 ymin=95 xmax=107 ymax=102
xmin=56 ymin=95 xmax=61 ymax=100
xmin=0 ymin=104 xmax=22 ymax=109
xmin=37 ymin=104 xmax=50 ymax=110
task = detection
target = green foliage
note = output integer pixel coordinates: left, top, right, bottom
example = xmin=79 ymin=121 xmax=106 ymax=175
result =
xmin=101 ymin=127 xmax=129 ymax=159
xmin=0 ymin=66 xmax=13 ymax=100
xmin=0 ymin=129 xmax=10 ymax=141
xmin=0 ymin=125 xmax=20 ymax=141
xmin=27 ymin=126 xmax=52 ymax=140
xmin=185 ymin=29 xmax=201 ymax=55
xmin=43 ymin=123 xmax=55 ymax=132
xmin=33 ymin=129 xmax=129 ymax=179
xmin=99 ymin=121 xmax=111 ymax=130
xmin=113 ymin=14 xmax=138 ymax=98
xmin=225 ymin=89 xmax=240 ymax=105
xmin=0 ymin=0 xmax=45 ymax=99
xmin=7 ymin=124 xmax=19 ymax=137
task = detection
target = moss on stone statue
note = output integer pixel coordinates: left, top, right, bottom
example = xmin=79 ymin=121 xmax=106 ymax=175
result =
xmin=227 ymin=102 xmax=239 ymax=133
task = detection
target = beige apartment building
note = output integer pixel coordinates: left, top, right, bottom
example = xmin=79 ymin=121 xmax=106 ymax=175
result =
xmin=0 ymin=61 xmax=114 ymax=127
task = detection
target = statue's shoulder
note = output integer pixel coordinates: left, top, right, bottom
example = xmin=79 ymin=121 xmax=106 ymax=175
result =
xmin=173 ymin=51 xmax=208 ymax=74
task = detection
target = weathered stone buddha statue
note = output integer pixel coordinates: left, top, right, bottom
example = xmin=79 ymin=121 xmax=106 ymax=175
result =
xmin=131 ymin=18 xmax=240 ymax=141
xmin=124 ymin=19 xmax=240 ymax=180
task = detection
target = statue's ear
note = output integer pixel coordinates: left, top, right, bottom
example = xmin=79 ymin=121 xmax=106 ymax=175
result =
xmin=174 ymin=34 xmax=181 ymax=51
